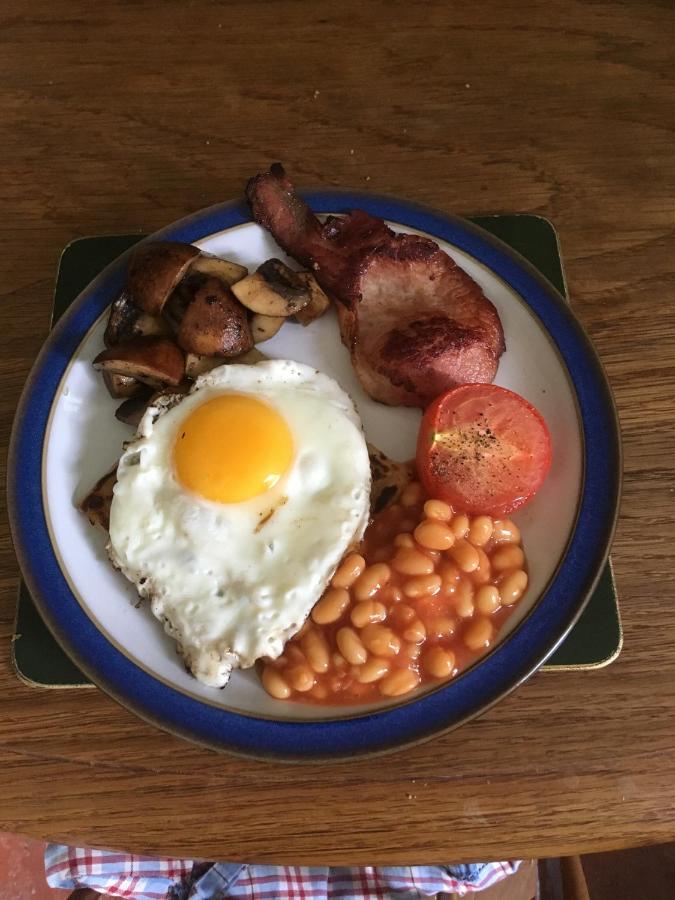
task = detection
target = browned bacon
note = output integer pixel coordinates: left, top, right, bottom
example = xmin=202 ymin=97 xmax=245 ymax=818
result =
xmin=246 ymin=165 xmax=505 ymax=407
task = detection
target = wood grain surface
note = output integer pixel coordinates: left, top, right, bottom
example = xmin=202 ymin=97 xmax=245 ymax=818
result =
xmin=1 ymin=0 xmax=674 ymax=864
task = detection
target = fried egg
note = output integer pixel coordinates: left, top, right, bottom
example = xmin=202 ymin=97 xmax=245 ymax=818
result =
xmin=107 ymin=359 xmax=371 ymax=687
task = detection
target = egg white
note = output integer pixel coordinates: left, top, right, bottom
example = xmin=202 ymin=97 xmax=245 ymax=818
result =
xmin=107 ymin=359 xmax=371 ymax=687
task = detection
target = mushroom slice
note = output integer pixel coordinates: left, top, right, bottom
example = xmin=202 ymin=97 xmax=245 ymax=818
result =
xmin=185 ymin=347 xmax=268 ymax=379
xmin=232 ymin=347 xmax=268 ymax=365
xmin=231 ymin=258 xmax=311 ymax=317
xmin=104 ymin=291 xmax=171 ymax=347
xmin=188 ymin=254 xmax=248 ymax=286
xmin=185 ymin=353 xmax=224 ymax=380
xmin=114 ymin=381 xmax=189 ymax=427
xmin=293 ymin=272 xmax=331 ymax=325
xmin=127 ymin=241 xmax=200 ymax=316
xmin=93 ymin=336 xmax=185 ymax=389
xmin=250 ymin=313 xmax=285 ymax=343
xmin=162 ymin=281 xmax=193 ymax=333
xmin=102 ymin=370 xmax=144 ymax=399
xmin=104 ymin=292 xmax=137 ymax=347
xmin=176 ymin=277 xmax=253 ymax=357
xmin=79 ymin=467 xmax=117 ymax=531
xmin=115 ymin=392 xmax=153 ymax=428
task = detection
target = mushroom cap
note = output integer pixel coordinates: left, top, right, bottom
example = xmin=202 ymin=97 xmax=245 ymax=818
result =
xmin=93 ymin=336 xmax=185 ymax=388
xmin=176 ymin=277 xmax=253 ymax=357
xmin=127 ymin=242 xmax=200 ymax=315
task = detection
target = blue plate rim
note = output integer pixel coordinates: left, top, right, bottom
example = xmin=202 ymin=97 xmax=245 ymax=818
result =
xmin=7 ymin=191 xmax=621 ymax=760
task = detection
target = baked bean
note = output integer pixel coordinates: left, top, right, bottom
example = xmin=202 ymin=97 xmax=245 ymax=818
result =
xmin=353 ymin=563 xmax=392 ymax=601
xmin=312 ymin=587 xmax=350 ymax=625
xmin=428 ymin=616 xmax=457 ymax=639
xmin=382 ymin=584 xmax=403 ymax=605
xmin=301 ymin=628 xmax=331 ymax=674
xmin=275 ymin=488 xmax=528 ymax=706
xmin=262 ymin=666 xmax=291 ymax=699
xmin=423 ymin=499 xmax=453 ymax=521
xmin=419 ymin=546 xmax=441 ymax=561
xmin=476 ymin=584 xmax=501 ymax=615
xmin=379 ymin=668 xmax=420 ymax=697
xmin=491 ymin=543 xmax=525 ymax=572
xmin=287 ymin=664 xmax=316 ymax=692
xmin=414 ymin=520 xmax=455 ymax=551
xmin=450 ymin=513 xmax=470 ymax=538
xmin=455 ymin=578 xmax=475 ymax=618
xmin=492 ymin=518 xmax=521 ymax=544
xmin=392 ymin=547 xmax=435 ymax=576
xmin=336 ymin=627 xmax=368 ymax=665
xmin=471 ymin=547 xmax=493 ymax=586
xmin=468 ymin=515 xmax=494 ymax=546
xmin=403 ymin=618 xmax=427 ymax=643
xmin=499 ymin=569 xmax=528 ymax=605
xmin=400 ymin=481 xmax=424 ymax=507
xmin=360 ymin=623 xmax=401 ymax=657
xmin=264 ymin=654 xmax=287 ymax=669
xmin=391 ymin=603 xmax=416 ymax=625
xmin=403 ymin=573 xmax=442 ymax=598
xmin=449 ymin=539 xmax=481 ymax=573
xmin=331 ymin=552 xmax=366 ymax=589
xmin=285 ymin=644 xmax=307 ymax=664
xmin=350 ymin=600 xmax=387 ymax=628
xmin=463 ymin=617 xmax=494 ymax=650
xmin=354 ymin=657 xmax=390 ymax=684
xmin=401 ymin=641 xmax=422 ymax=662
xmin=439 ymin=561 xmax=461 ymax=594
xmin=457 ymin=598 xmax=475 ymax=619
xmin=329 ymin=673 xmax=346 ymax=693
xmin=423 ymin=646 xmax=456 ymax=678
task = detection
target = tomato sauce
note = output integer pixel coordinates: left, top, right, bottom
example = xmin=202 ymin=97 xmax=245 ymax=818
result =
xmin=261 ymin=480 xmax=528 ymax=705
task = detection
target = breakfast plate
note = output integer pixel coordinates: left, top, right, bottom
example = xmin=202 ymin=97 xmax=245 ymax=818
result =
xmin=8 ymin=190 xmax=621 ymax=759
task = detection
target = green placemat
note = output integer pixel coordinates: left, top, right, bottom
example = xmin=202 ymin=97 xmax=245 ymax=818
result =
xmin=11 ymin=219 xmax=621 ymax=687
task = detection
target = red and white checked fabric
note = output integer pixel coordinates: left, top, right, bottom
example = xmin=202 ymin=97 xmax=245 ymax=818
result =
xmin=203 ymin=863 xmax=522 ymax=898
xmin=45 ymin=843 xmax=521 ymax=899
xmin=44 ymin=845 xmax=193 ymax=899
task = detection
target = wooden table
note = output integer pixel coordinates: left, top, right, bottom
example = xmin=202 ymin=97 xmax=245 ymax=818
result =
xmin=1 ymin=0 xmax=674 ymax=865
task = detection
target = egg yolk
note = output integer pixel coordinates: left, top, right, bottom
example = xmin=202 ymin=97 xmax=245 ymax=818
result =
xmin=173 ymin=394 xmax=294 ymax=503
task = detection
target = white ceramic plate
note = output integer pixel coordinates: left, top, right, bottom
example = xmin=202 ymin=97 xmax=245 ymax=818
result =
xmin=9 ymin=192 xmax=620 ymax=758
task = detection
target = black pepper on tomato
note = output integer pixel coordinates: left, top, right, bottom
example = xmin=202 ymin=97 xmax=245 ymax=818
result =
xmin=416 ymin=384 xmax=552 ymax=517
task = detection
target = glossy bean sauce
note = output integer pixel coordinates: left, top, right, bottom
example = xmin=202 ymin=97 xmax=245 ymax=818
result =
xmin=261 ymin=481 xmax=528 ymax=705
